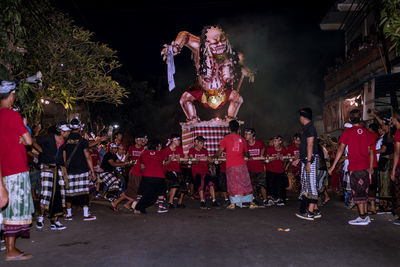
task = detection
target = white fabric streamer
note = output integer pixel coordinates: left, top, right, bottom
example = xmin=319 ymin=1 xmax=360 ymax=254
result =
xmin=167 ymin=46 xmax=175 ymax=91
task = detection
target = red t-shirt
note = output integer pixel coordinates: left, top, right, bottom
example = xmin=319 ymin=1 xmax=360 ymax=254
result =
xmin=287 ymin=144 xmax=301 ymax=171
xmin=247 ymin=139 xmax=265 ymax=173
xmin=368 ymin=131 xmax=378 ymax=168
xmin=394 ymin=129 xmax=400 ymax=167
xmin=189 ymin=147 xmax=210 ymax=175
xmin=163 ymin=146 xmax=184 ymax=173
xmin=140 ymin=150 xmax=165 ymax=178
xmin=339 ymin=126 xmax=373 ymax=171
xmin=219 ymin=133 xmax=248 ymax=168
xmin=265 ymin=146 xmax=287 ymax=174
xmin=0 ymin=108 xmax=29 ymax=177
xmin=128 ymin=145 xmax=145 ymax=177
xmin=90 ymin=149 xmax=100 ymax=166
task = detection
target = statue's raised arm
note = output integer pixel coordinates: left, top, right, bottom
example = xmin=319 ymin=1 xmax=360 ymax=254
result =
xmin=161 ymin=26 xmax=254 ymax=123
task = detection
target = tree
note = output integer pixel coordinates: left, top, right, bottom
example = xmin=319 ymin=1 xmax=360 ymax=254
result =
xmin=0 ymin=0 xmax=26 ymax=80
xmin=0 ymin=0 xmax=127 ymax=123
xmin=381 ymin=0 xmax=400 ymax=54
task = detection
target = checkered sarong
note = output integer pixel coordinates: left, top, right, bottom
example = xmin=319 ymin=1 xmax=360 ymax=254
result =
xmin=299 ymin=157 xmax=318 ymax=200
xmin=65 ymin=172 xmax=89 ymax=196
xmin=98 ymin=172 xmax=121 ymax=191
xmin=40 ymin=164 xmax=65 ymax=210
xmin=181 ymin=121 xmax=230 ymax=155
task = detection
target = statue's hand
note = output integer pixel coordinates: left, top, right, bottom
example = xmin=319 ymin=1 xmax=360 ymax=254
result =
xmin=161 ymin=41 xmax=181 ymax=61
xmin=230 ymin=90 xmax=240 ymax=101
xmin=161 ymin=44 xmax=169 ymax=62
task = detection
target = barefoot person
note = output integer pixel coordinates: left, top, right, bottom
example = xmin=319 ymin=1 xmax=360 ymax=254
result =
xmin=0 ymin=80 xmax=34 ymax=261
xmin=215 ymin=120 xmax=257 ymax=209
xmin=329 ymin=109 xmax=374 ymax=225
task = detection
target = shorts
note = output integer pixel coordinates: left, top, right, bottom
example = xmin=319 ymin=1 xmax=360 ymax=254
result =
xmin=218 ymin=172 xmax=227 ymax=192
xmin=165 ymin=171 xmax=182 ymax=189
xmin=249 ymin=171 xmax=266 ymax=188
xmin=194 ymin=173 xmax=215 ymax=192
xmin=181 ymin=168 xmax=194 ymax=184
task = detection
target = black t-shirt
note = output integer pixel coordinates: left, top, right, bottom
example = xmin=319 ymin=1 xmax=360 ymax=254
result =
xmin=63 ymin=132 xmax=89 ymax=174
xmin=101 ymin=152 xmax=117 ymax=173
xmin=300 ymin=121 xmax=318 ymax=159
xmin=36 ymin=134 xmax=65 ymax=165
xmin=381 ymin=133 xmax=394 ymax=156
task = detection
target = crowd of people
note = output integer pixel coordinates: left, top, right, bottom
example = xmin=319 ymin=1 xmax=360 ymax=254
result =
xmin=1 ymin=80 xmax=400 ymax=261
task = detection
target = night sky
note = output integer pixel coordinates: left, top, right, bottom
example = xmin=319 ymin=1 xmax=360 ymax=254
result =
xmin=51 ymin=0 xmax=344 ymax=139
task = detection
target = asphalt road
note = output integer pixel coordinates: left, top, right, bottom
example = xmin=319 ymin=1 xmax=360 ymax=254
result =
xmin=2 ymin=195 xmax=400 ymax=267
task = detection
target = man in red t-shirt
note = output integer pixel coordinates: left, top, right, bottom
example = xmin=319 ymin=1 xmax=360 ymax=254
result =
xmin=244 ymin=128 xmax=267 ymax=206
xmin=133 ymin=140 xmax=168 ymax=214
xmin=265 ymin=136 xmax=288 ymax=206
xmin=367 ymin=123 xmax=379 ymax=214
xmin=163 ymin=134 xmax=185 ymax=209
xmin=286 ymin=133 xmax=301 ymax=192
xmin=0 ymin=81 xmax=34 ymax=260
xmin=189 ymin=136 xmax=219 ymax=209
xmin=390 ymin=110 xmax=400 ymax=226
xmin=329 ymin=109 xmax=374 ymax=226
xmin=112 ymin=134 xmax=145 ymax=210
xmin=215 ymin=120 xmax=256 ymax=209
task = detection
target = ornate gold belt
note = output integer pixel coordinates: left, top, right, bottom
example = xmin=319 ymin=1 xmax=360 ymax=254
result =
xmin=201 ymin=88 xmax=226 ymax=109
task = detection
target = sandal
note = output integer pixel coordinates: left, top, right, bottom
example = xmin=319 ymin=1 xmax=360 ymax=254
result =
xmin=109 ymin=203 xmax=118 ymax=212
xmin=5 ymin=253 xmax=32 ymax=261
xmin=123 ymin=204 xmax=133 ymax=211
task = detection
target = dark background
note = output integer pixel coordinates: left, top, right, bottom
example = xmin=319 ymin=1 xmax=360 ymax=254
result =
xmin=51 ymin=0 xmax=344 ymax=141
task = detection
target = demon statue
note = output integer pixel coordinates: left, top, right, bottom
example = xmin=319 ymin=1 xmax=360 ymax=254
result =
xmin=161 ymin=25 xmax=254 ymax=122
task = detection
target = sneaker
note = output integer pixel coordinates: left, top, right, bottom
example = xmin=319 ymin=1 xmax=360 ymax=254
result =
xmin=211 ymin=201 xmax=220 ymax=208
xmin=83 ymin=214 xmax=97 ymax=221
xmin=50 ymin=221 xmax=67 ymax=230
xmin=168 ymin=203 xmax=175 ymax=209
xmin=393 ymin=218 xmax=400 ymax=225
xmin=95 ymin=193 xmax=102 ymax=199
xmin=314 ymin=210 xmax=322 ymax=219
xmin=36 ymin=215 xmax=44 ymax=229
xmin=276 ymin=200 xmax=285 ymax=206
xmin=200 ymin=201 xmax=207 ymax=209
xmin=226 ymin=203 xmax=236 ymax=210
xmin=366 ymin=216 xmax=371 ymax=224
xmin=157 ymin=207 xmax=168 ymax=213
xmin=296 ymin=212 xmax=314 ymax=221
xmin=0 ymin=240 xmax=5 ymax=251
xmin=266 ymin=198 xmax=275 ymax=206
xmin=64 ymin=215 xmax=73 ymax=221
xmin=348 ymin=216 xmax=369 ymax=226
xmin=249 ymin=203 xmax=258 ymax=209
xmin=176 ymin=203 xmax=186 ymax=208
